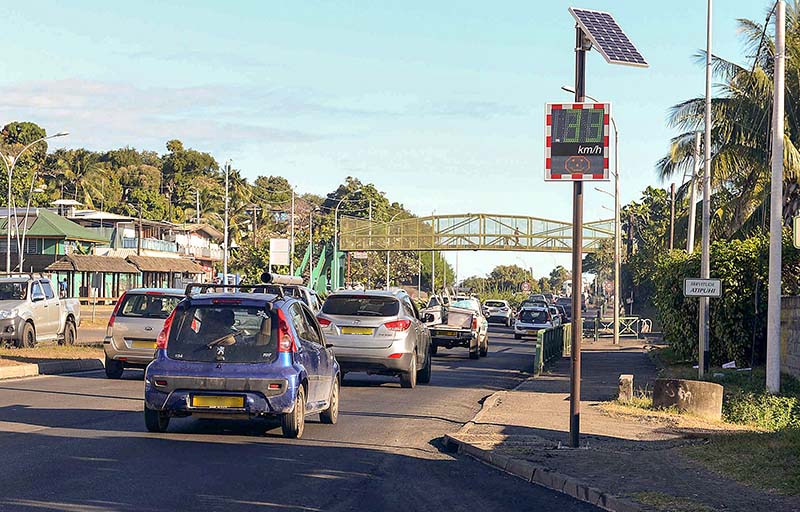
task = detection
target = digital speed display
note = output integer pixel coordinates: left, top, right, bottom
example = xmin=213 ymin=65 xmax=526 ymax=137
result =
xmin=545 ymin=102 xmax=611 ymax=181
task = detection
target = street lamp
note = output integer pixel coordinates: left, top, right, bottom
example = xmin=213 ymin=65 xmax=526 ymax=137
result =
xmin=18 ymin=187 xmax=47 ymax=272
xmin=386 ymin=212 xmax=403 ymax=289
xmin=222 ymin=161 xmax=230 ymax=288
xmin=333 ymin=188 xmax=363 ymax=291
xmin=3 ymin=131 xmax=68 ymax=272
xmin=308 ymin=206 xmax=321 ymax=289
xmin=563 ymin=85 xmax=621 ymax=346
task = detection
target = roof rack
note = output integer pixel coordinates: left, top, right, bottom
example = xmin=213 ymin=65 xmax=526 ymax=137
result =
xmin=184 ymin=283 xmax=284 ymax=299
xmin=0 ymin=272 xmax=44 ymax=280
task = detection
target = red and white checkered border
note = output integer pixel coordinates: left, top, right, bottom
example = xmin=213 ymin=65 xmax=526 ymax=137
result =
xmin=544 ymin=102 xmax=611 ymax=181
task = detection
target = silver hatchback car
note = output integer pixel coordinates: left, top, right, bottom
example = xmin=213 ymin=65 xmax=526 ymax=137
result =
xmin=317 ymin=290 xmax=432 ymax=388
xmin=104 ymin=288 xmax=184 ymax=379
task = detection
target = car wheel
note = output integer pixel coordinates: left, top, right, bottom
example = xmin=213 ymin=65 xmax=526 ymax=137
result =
xmin=514 ymin=333 xmax=522 ymax=340
xmin=479 ymin=335 xmax=488 ymax=357
xmin=400 ymin=352 xmax=417 ymax=388
xmin=144 ymin=405 xmax=169 ymax=433
xmin=417 ymin=346 xmax=432 ymax=384
xmin=281 ymin=385 xmax=306 ymax=438
xmin=21 ymin=322 xmax=36 ymax=348
xmin=105 ymin=355 xmax=124 ymax=379
xmin=469 ymin=340 xmax=480 ymax=359
xmin=319 ymin=377 xmax=340 ymax=425
xmin=61 ymin=320 xmax=77 ymax=346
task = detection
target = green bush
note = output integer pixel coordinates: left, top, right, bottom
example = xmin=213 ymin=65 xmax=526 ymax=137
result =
xmin=649 ymin=229 xmax=800 ymax=366
xmin=724 ymin=391 xmax=800 ymax=431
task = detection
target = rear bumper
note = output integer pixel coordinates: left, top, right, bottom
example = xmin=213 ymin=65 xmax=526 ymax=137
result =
xmin=487 ymin=314 xmax=511 ymax=323
xmin=335 ymin=352 xmax=414 ymax=374
xmin=104 ymin=337 xmax=157 ymax=365
xmin=429 ymin=329 xmax=474 ymax=348
xmin=145 ymin=378 xmax=295 ymax=416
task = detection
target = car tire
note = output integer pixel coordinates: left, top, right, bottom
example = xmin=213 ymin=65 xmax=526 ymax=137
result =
xmin=281 ymin=385 xmax=306 ymax=439
xmin=479 ymin=335 xmax=488 ymax=357
xmin=144 ymin=405 xmax=169 ymax=433
xmin=61 ymin=320 xmax=77 ymax=346
xmin=431 ymin=343 xmax=438 ymax=356
xmin=400 ymin=352 xmax=417 ymax=388
xmin=105 ymin=355 xmax=124 ymax=379
xmin=514 ymin=333 xmax=522 ymax=340
xmin=417 ymin=346 xmax=432 ymax=384
xmin=319 ymin=377 xmax=340 ymax=425
xmin=20 ymin=322 xmax=35 ymax=348
xmin=469 ymin=341 xmax=480 ymax=360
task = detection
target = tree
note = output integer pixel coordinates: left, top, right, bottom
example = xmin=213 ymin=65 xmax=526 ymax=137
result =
xmin=548 ymin=265 xmax=570 ymax=292
xmin=161 ymin=139 xmax=218 ymax=221
xmin=0 ymin=122 xmax=48 ymax=208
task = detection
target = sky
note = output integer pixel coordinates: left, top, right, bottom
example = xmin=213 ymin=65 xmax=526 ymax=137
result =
xmin=1 ymin=0 xmax=772 ymax=280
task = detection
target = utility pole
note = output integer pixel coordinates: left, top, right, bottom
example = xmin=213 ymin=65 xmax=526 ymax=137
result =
xmin=669 ymin=182 xmax=676 ymax=250
xmin=290 ymin=188 xmax=296 ymax=275
xmin=767 ymin=0 xmax=785 ymax=394
xmin=223 ymin=161 xmax=230 ymax=287
xmin=699 ymin=0 xmax=713 ymax=377
xmin=196 ymin=188 xmax=200 ymax=224
xmin=570 ymin=24 xmax=586 ymax=449
xmin=137 ymin=206 xmax=143 ymax=256
xmin=687 ymin=133 xmax=700 ymax=253
xmin=612 ymin=122 xmax=621 ymax=345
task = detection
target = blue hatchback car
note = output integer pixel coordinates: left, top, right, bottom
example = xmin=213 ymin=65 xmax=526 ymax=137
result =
xmin=144 ymin=284 xmax=340 ymax=438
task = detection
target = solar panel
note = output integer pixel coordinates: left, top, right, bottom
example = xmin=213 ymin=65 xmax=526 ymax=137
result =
xmin=569 ymin=7 xmax=648 ymax=68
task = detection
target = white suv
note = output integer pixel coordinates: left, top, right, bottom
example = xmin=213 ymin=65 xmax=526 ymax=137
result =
xmin=483 ymin=299 xmax=513 ymax=326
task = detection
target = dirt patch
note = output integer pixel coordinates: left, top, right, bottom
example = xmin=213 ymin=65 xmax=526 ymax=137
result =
xmin=0 ymin=346 xmax=103 ymax=366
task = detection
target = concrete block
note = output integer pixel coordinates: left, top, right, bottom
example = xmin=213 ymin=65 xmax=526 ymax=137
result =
xmin=562 ymin=477 xmax=579 ymax=499
xmin=488 ymin=452 xmax=511 ymax=471
xmin=653 ymin=378 xmax=723 ymax=421
xmin=618 ymin=374 xmax=634 ymax=402
xmin=550 ymin=473 xmax=567 ymax=492
xmin=505 ymin=458 xmax=536 ymax=482
xmin=532 ymin=469 xmax=554 ymax=489
xmin=604 ymin=495 xmax=642 ymax=512
xmin=460 ymin=442 xmax=483 ymax=459
xmin=0 ymin=364 xmax=39 ymax=380
xmin=585 ymin=487 xmax=605 ymax=507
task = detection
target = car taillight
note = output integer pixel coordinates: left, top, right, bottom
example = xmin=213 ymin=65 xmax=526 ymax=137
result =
xmin=277 ymin=309 xmax=297 ymax=353
xmin=107 ymin=291 xmax=127 ymax=329
xmin=317 ymin=317 xmax=331 ymax=327
xmin=156 ymin=309 xmax=176 ymax=349
xmin=472 ymin=318 xmax=478 ymax=330
xmin=384 ymin=319 xmax=411 ymax=331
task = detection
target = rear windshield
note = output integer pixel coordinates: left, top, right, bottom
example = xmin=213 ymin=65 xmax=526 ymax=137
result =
xmin=322 ymin=296 xmax=400 ymax=317
xmin=0 ymin=282 xmax=27 ymax=300
xmin=484 ymin=301 xmax=505 ymax=307
xmin=451 ymin=298 xmax=481 ymax=312
xmin=520 ymin=310 xmax=549 ymax=323
xmin=119 ymin=294 xmax=183 ymax=319
xmin=167 ymin=305 xmax=277 ymax=363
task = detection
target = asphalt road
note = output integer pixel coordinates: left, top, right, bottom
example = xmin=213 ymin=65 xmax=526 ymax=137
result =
xmin=0 ymin=326 xmax=598 ymax=512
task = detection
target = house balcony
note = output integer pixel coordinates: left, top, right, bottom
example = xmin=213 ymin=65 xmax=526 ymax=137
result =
xmin=121 ymin=237 xmax=178 ymax=253
xmin=178 ymin=245 xmax=224 ymax=261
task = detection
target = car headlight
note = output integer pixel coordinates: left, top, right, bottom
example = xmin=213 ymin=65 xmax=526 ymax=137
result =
xmin=0 ymin=309 xmax=18 ymax=319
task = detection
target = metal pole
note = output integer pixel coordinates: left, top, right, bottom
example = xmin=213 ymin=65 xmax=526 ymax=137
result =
xmin=196 ymin=188 xmax=200 ymax=224
xmin=570 ymin=24 xmax=586 ymax=449
xmin=613 ymin=120 xmax=621 ymax=345
xmin=5 ymin=157 xmax=13 ymax=273
xmin=223 ymin=162 xmax=229 ymax=287
xmin=309 ymin=209 xmax=314 ymax=288
xmin=767 ymin=0 xmax=785 ymax=394
xmin=699 ymin=0 xmax=713 ymax=378
xmin=418 ymin=251 xmax=421 ymax=297
xmin=290 ymin=189 xmax=295 ymax=275
xmin=687 ymin=132 xmax=700 ymax=253
xmin=669 ymin=182 xmax=676 ymax=250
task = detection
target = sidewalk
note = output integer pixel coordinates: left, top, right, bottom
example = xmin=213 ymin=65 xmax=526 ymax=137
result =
xmin=446 ymin=340 xmax=800 ymax=512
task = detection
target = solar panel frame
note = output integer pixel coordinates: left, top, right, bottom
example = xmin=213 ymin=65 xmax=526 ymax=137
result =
xmin=569 ymin=7 xmax=648 ymax=68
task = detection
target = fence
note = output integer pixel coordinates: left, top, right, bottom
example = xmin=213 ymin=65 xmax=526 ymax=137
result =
xmin=582 ymin=316 xmax=648 ymax=341
xmin=534 ymin=323 xmax=571 ymax=375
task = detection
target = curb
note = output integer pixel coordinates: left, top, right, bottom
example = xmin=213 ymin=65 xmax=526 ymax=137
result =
xmin=0 ymin=358 xmax=104 ymax=380
xmin=443 ymin=433 xmax=641 ymax=512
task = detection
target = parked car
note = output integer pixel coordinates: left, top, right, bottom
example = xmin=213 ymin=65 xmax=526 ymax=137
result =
xmin=555 ymin=296 xmax=572 ymax=317
xmin=317 ymin=289 xmax=432 ymax=388
xmin=482 ymin=299 xmax=513 ymax=326
xmin=0 ymin=273 xmax=80 ymax=348
xmin=528 ymin=294 xmax=547 ymax=303
xmin=104 ymin=288 xmax=185 ymax=379
xmin=424 ymin=296 xmax=488 ymax=359
xmin=259 ymin=272 xmax=323 ymax=313
xmin=144 ymin=282 xmax=340 ymax=438
xmin=554 ymin=304 xmax=570 ymax=323
xmin=514 ymin=307 xmax=554 ymax=340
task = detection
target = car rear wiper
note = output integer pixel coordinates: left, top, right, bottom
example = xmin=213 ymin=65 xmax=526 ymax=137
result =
xmin=355 ymin=311 xmax=383 ymax=316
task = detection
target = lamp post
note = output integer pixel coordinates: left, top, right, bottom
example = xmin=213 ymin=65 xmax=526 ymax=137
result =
xmin=333 ymin=188 xmax=362 ymax=291
xmin=386 ymin=212 xmax=403 ymax=289
xmin=222 ymin=161 xmax=230 ymax=287
xmin=3 ymin=132 xmax=68 ymax=272
xmin=18 ymin=187 xmax=46 ymax=272
xmin=309 ymin=206 xmax=320 ymax=289
xmin=562 ymin=86 xmax=620 ymax=344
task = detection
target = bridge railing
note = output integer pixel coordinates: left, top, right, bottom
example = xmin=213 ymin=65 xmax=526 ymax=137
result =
xmin=581 ymin=316 xmax=650 ymax=341
xmin=533 ymin=323 xmax=571 ymax=375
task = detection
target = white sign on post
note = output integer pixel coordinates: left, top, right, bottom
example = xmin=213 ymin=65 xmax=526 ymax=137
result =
xmin=352 ymin=251 xmax=368 ymax=260
xmin=683 ymin=278 xmax=722 ymax=298
xmin=269 ymin=238 xmax=290 ymax=266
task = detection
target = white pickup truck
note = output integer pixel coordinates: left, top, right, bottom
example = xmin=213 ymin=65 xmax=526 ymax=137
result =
xmin=0 ymin=273 xmax=81 ymax=348
xmin=423 ymin=295 xmax=489 ymax=359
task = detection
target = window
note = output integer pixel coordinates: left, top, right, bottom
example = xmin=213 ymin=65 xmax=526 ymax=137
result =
xmin=485 ymin=301 xmax=506 ymax=308
xmin=24 ymin=238 xmax=40 ymax=254
xmin=301 ymin=306 xmax=323 ymax=345
xmin=31 ymin=282 xmax=44 ymax=300
xmin=0 ymin=282 xmax=26 ymax=300
xmin=401 ymin=299 xmax=416 ymax=319
xmin=119 ymin=294 xmax=183 ymax=319
xmin=520 ymin=310 xmax=549 ymax=323
xmin=40 ymin=281 xmax=55 ymax=300
xmin=322 ymin=296 xmax=400 ymax=317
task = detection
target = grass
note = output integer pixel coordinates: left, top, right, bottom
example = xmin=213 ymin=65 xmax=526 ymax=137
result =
xmin=683 ymin=428 xmax=800 ymax=496
xmin=0 ymin=345 xmax=103 ymax=366
xmin=630 ymin=491 xmax=717 ymax=512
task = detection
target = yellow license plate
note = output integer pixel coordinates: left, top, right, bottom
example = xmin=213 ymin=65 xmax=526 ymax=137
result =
xmin=131 ymin=340 xmax=157 ymax=349
xmin=341 ymin=327 xmax=373 ymax=335
xmin=191 ymin=396 xmax=244 ymax=408
xmin=436 ymin=331 xmax=457 ymax=337
xmin=526 ymin=330 xmax=538 ymax=335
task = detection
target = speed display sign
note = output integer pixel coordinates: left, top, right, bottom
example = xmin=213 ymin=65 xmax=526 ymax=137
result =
xmin=545 ymin=102 xmax=611 ymax=181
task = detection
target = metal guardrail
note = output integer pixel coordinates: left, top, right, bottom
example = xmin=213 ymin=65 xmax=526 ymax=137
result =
xmin=581 ymin=316 xmax=649 ymax=340
xmin=534 ymin=323 xmax=571 ymax=375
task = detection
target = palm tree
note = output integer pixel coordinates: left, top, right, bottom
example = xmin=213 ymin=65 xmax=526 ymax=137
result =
xmin=657 ymin=2 xmax=800 ymax=237
xmin=48 ymin=148 xmax=108 ymax=209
